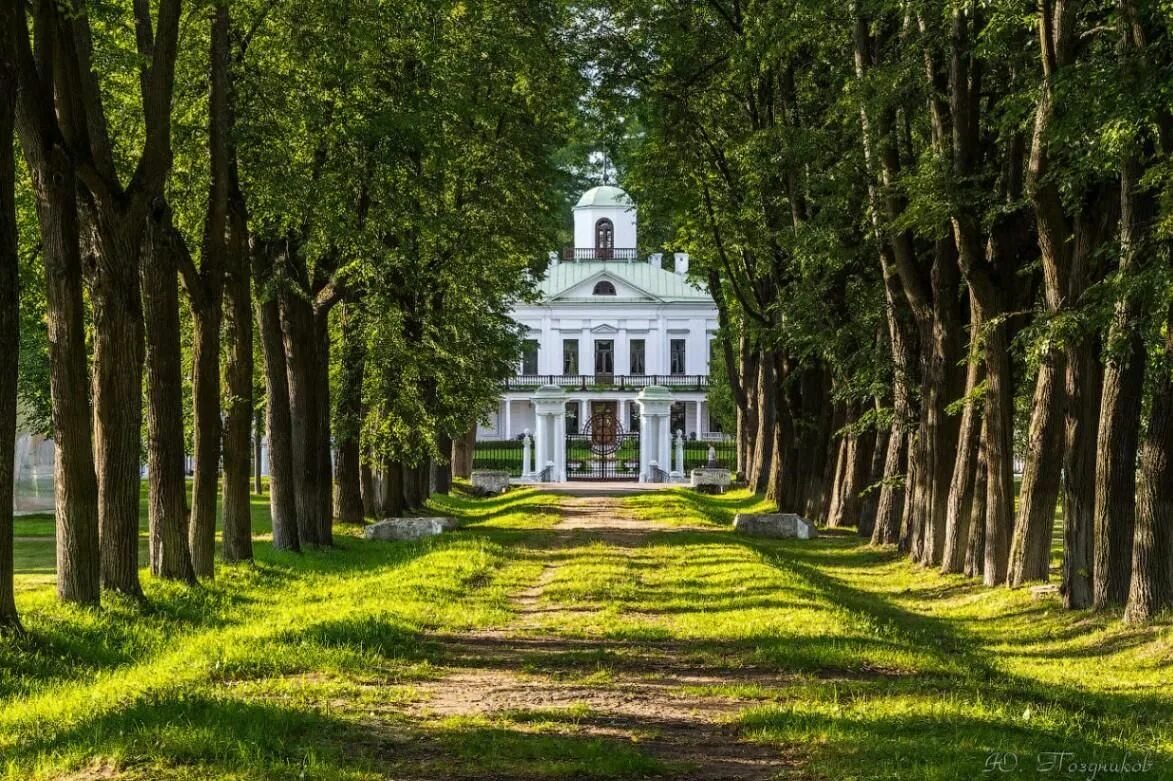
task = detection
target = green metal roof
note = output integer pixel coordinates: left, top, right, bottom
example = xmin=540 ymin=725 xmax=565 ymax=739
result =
xmin=574 ymin=185 xmax=634 ymax=209
xmin=535 ymin=261 xmax=711 ymax=303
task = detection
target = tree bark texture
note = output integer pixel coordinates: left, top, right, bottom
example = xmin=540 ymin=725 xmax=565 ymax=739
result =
xmin=0 ymin=56 xmax=21 ymax=627
xmin=1009 ymin=351 xmax=1066 ymax=586
xmin=142 ymin=207 xmax=196 ymax=583
xmin=282 ymin=289 xmax=324 ymax=547
xmin=333 ymin=304 xmax=366 ymax=524
xmin=221 ymin=206 xmax=253 ymax=563
xmin=1125 ymin=304 xmax=1172 ymax=623
xmin=255 ymin=246 xmax=299 ymax=551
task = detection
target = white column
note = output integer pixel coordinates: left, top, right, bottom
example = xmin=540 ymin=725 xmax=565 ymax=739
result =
xmin=580 ymin=398 xmax=588 ymax=429
xmin=533 ymin=409 xmax=547 ymax=474
xmin=695 ymin=400 xmax=704 ymax=438
xmin=554 ymin=410 xmax=567 ymax=481
xmin=618 ymin=398 xmax=627 ymax=430
xmin=522 ymin=430 xmax=533 ymax=477
xmin=504 ymin=400 xmax=513 ymax=439
xmin=659 ymin=416 xmax=672 ymax=474
xmin=672 ymin=430 xmax=684 ymax=478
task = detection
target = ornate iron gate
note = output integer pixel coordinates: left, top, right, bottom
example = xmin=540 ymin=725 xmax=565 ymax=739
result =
xmin=566 ymin=409 xmax=640 ymax=481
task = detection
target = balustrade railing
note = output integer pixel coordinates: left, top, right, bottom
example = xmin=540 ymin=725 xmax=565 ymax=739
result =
xmin=503 ymin=374 xmax=708 ymax=391
xmin=561 ymin=247 xmax=640 ymax=261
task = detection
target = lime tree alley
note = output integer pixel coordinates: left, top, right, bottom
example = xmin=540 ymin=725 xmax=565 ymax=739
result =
xmin=585 ymin=0 xmax=1172 ymax=622
xmin=0 ymin=0 xmax=578 ymax=629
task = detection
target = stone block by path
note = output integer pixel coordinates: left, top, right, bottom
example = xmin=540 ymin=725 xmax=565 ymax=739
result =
xmin=364 ymin=517 xmax=458 ymax=541
xmin=732 ymin=512 xmax=818 ymax=539
xmin=471 ymin=470 xmax=511 ymax=495
xmin=690 ymin=468 xmax=731 ymax=494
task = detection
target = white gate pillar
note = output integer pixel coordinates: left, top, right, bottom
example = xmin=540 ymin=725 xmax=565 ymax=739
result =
xmin=532 ymin=385 xmax=568 ymax=482
xmin=636 ymin=385 xmax=673 ymax=483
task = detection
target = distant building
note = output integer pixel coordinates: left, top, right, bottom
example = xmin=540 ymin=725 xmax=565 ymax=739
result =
xmin=477 ymin=185 xmax=721 ymax=481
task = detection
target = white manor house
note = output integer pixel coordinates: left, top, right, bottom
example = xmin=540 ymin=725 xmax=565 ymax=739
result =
xmin=476 ymin=185 xmax=727 ymax=482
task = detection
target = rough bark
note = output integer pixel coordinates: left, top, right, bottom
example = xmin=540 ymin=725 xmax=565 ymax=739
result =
xmin=748 ymin=351 xmax=775 ymax=493
xmin=942 ymin=307 xmax=983 ymax=574
xmin=254 ymin=244 xmax=299 ymax=551
xmin=281 ymin=287 xmax=323 ymax=547
xmin=433 ymin=433 xmax=454 ymax=495
xmin=142 ymin=206 xmax=196 ymax=583
xmin=1063 ymin=337 xmax=1101 ymax=608
xmin=1125 ymin=304 xmax=1172 ymax=623
xmin=13 ymin=75 xmax=101 ymax=605
xmin=1009 ymin=352 xmax=1066 ymax=586
xmin=379 ymin=462 xmax=405 ymax=518
xmin=333 ymin=304 xmax=365 ymax=524
xmin=858 ymin=414 xmax=888 ymax=539
xmin=313 ymin=304 xmax=334 ymax=545
xmin=452 ymin=426 xmax=476 ymax=479
xmin=0 ymin=49 xmax=21 ymax=628
xmin=219 ymin=2 xmax=253 ymax=564
xmin=1093 ymin=145 xmax=1153 ymax=608
xmin=221 ymin=211 xmax=253 ymax=562
xmin=982 ymin=321 xmax=1015 ymax=586
xmin=964 ymin=416 xmax=989 ymax=579
xmin=360 ymin=461 xmax=377 ymax=518
xmin=188 ymin=291 xmax=222 ymax=575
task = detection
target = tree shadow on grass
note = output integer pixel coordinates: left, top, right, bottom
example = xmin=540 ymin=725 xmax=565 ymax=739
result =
xmin=732 ymin=540 xmax=1173 ymax=775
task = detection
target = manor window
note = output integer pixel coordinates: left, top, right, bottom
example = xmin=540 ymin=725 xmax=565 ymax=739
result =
xmin=629 ymin=339 xmax=645 ymax=375
xmin=521 ymin=340 xmax=538 ymax=375
xmin=563 ymin=339 xmax=579 ymax=375
xmin=670 ymin=339 xmax=686 ymax=375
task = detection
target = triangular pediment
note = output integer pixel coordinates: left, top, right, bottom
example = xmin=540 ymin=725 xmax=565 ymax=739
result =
xmin=546 ymin=269 xmax=662 ymax=302
xmin=591 ymin=323 xmax=619 ymax=334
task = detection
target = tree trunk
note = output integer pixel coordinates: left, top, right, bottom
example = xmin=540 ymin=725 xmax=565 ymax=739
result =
xmin=0 ymin=65 xmax=21 ymax=629
xmin=89 ymin=222 xmax=146 ymax=598
xmin=983 ymin=321 xmax=1015 ymax=586
xmin=434 ymin=433 xmax=454 ymax=495
xmin=964 ymin=416 xmax=989 ymax=579
xmin=1093 ymin=146 xmax=1154 ymax=609
xmin=314 ymin=306 xmax=334 ymax=545
xmin=1009 ymin=351 xmax=1066 ymax=586
xmin=748 ymin=351 xmax=775 ymax=492
xmin=255 ymin=247 xmax=299 ymax=551
xmin=254 ymin=408 xmax=264 ymax=495
xmin=872 ymin=420 xmax=907 ymax=546
xmin=361 ymin=461 xmax=377 ymax=519
xmin=737 ymin=335 xmax=757 ymax=478
xmin=282 ymin=290 xmax=323 ymax=547
xmin=189 ymin=296 xmax=222 ymax=575
xmin=942 ymin=316 xmax=983 ymax=574
xmin=333 ymin=305 xmax=365 ymax=524
xmin=826 ymin=403 xmax=852 ymax=528
xmin=1125 ymin=304 xmax=1172 ymax=623
xmin=20 ymin=144 xmax=100 ymax=605
xmin=1063 ymin=336 xmax=1101 ymax=608
xmin=801 ymin=369 xmax=834 ymax=521
xmin=452 ymin=427 xmax=475 ymax=479
xmin=142 ymin=208 xmax=196 ymax=583
xmin=379 ymin=462 xmax=404 ymax=518
xmin=221 ymin=210 xmax=253 ymax=563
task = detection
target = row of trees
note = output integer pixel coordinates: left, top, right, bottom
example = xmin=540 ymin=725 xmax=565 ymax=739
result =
xmin=593 ymin=0 xmax=1171 ymax=622
xmin=0 ymin=0 xmax=578 ymax=632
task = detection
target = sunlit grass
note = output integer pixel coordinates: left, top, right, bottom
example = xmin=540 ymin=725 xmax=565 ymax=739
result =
xmin=3 ymin=484 xmax=1169 ymax=780
xmin=607 ymin=488 xmax=1173 ymax=780
xmin=0 ymin=489 xmax=555 ymax=780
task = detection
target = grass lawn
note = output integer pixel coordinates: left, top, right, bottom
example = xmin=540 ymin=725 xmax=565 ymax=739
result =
xmin=2 ymin=486 xmax=1169 ymax=780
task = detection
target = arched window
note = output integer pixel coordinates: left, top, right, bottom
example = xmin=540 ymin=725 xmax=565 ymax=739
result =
xmin=595 ymin=218 xmax=614 ymax=259
xmin=593 ymin=280 xmax=616 ymax=296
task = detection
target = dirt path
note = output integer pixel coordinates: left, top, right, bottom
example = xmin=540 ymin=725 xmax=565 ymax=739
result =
xmin=410 ymin=493 xmax=789 ymax=780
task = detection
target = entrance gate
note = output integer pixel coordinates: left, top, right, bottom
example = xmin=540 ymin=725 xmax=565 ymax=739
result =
xmin=566 ymin=406 xmax=640 ymax=481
